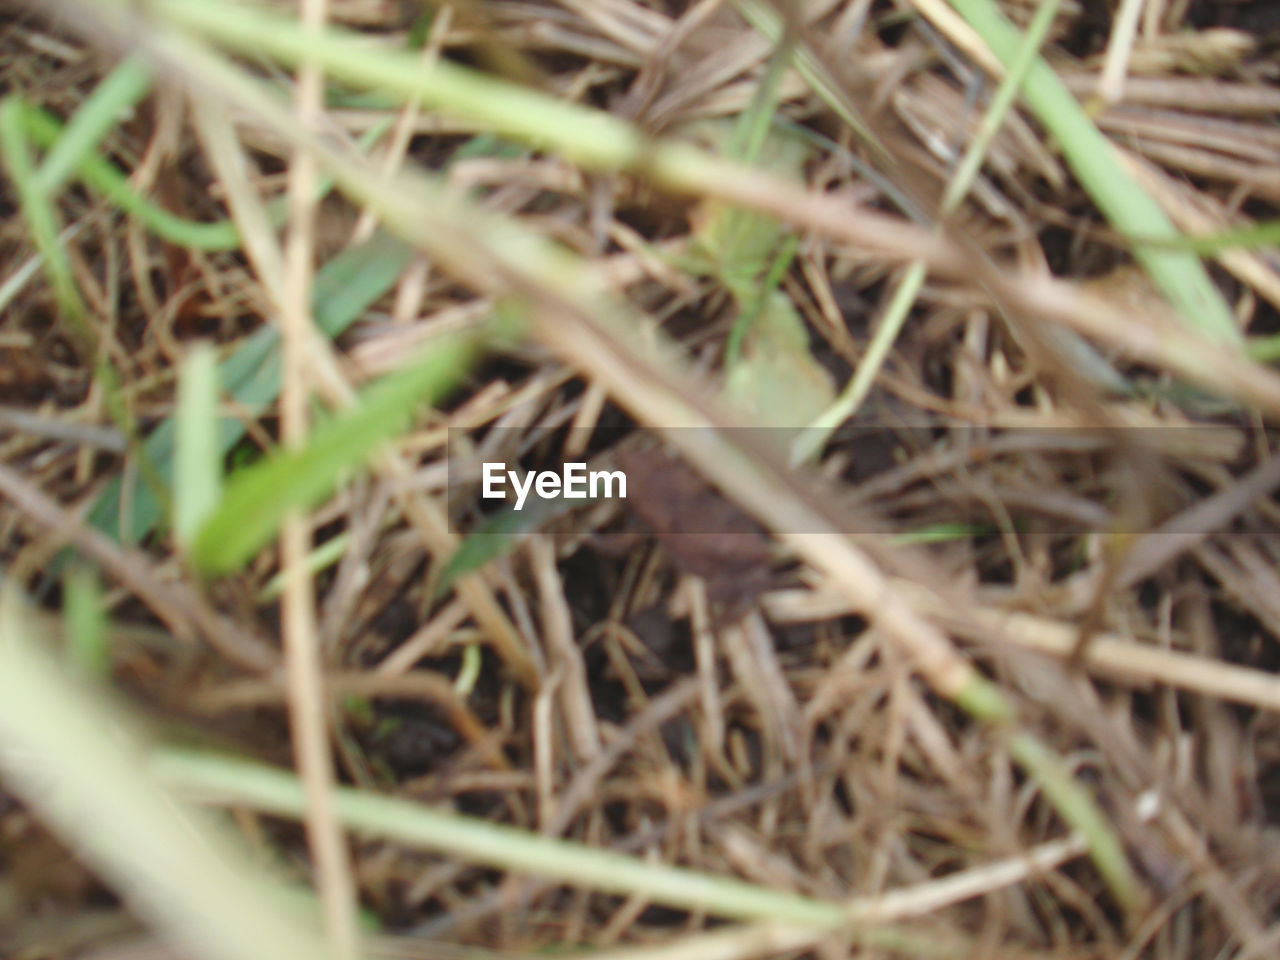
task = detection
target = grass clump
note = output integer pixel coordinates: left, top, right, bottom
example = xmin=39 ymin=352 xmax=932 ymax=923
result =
xmin=2 ymin=4 xmax=1280 ymax=960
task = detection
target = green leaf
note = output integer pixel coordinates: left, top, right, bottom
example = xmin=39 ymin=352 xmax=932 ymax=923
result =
xmin=191 ymin=335 xmax=478 ymax=575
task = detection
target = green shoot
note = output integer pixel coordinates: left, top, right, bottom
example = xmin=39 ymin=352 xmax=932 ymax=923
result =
xmin=191 ymin=335 xmax=478 ymax=575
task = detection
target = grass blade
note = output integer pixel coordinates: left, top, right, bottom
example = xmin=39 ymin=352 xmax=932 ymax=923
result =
xmin=154 ymin=748 xmax=846 ymax=928
xmin=33 ymin=56 xmax=154 ymax=196
xmin=62 ymin=564 xmax=109 ymax=679
xmin=173 ymin=343 xmax=222 ymax=549
xmin=191 ymin=335 xmax=478 ymax=575
xmin=945 ymin=0 xmax=1239 ymax=343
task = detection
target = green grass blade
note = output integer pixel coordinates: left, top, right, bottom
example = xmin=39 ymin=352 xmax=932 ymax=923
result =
xmin=1246 ymin=333 xmax=1280 ymax=363
xmin=952 ymin=672 xmax=1146 ymax=912
xmin=946 ymin=0 xmax=1239 ymax=344
xmin=1136 ymin=219 xmax=1280 ymax=254
xmin=20 ymin=103 xmax=390 ymax=251
xmin=1006 ymin=731 xmax=1146 ymax=913
xmin=174 ymin=343 xmax=222 ymax=549
xmin=305 ymin=231 xmax=414 ymax=340
xmin=191 ymin=335 xmax=478 ymax=575
xmin=34 ymin=56 xmax=154 ymax=197
xmin=731 ymin=0 xmax=888 ymax=161
xmin=256 ymin=534 xmax=350 ymax=602
xmin=63 ymin=564 xmax=109 ymax=679
xmin=726 ymin=16 xmax=793 ymax=166
xmin=0 ymin=97 xmax=87 ymax=336
xmin=155 ymin=0 xmax=650 ymax=173
xmin=795 ymin=259 xmax=929 ymax=463
xmin=941 ymin=0 xmax=1063 ymax=216
xmin=19 ymin=102 xmax=248 ymax=251
xmin=796 ymin=0 xmax=1108 ymax=464
xmin=435 ymin=503 xmax=558 ymax=599
xmin=153 ymin=748 xmax=847 ymax=928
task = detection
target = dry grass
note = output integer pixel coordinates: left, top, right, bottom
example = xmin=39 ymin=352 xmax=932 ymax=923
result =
xmin=2 ymin=2 xmax=1280 ymax=960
